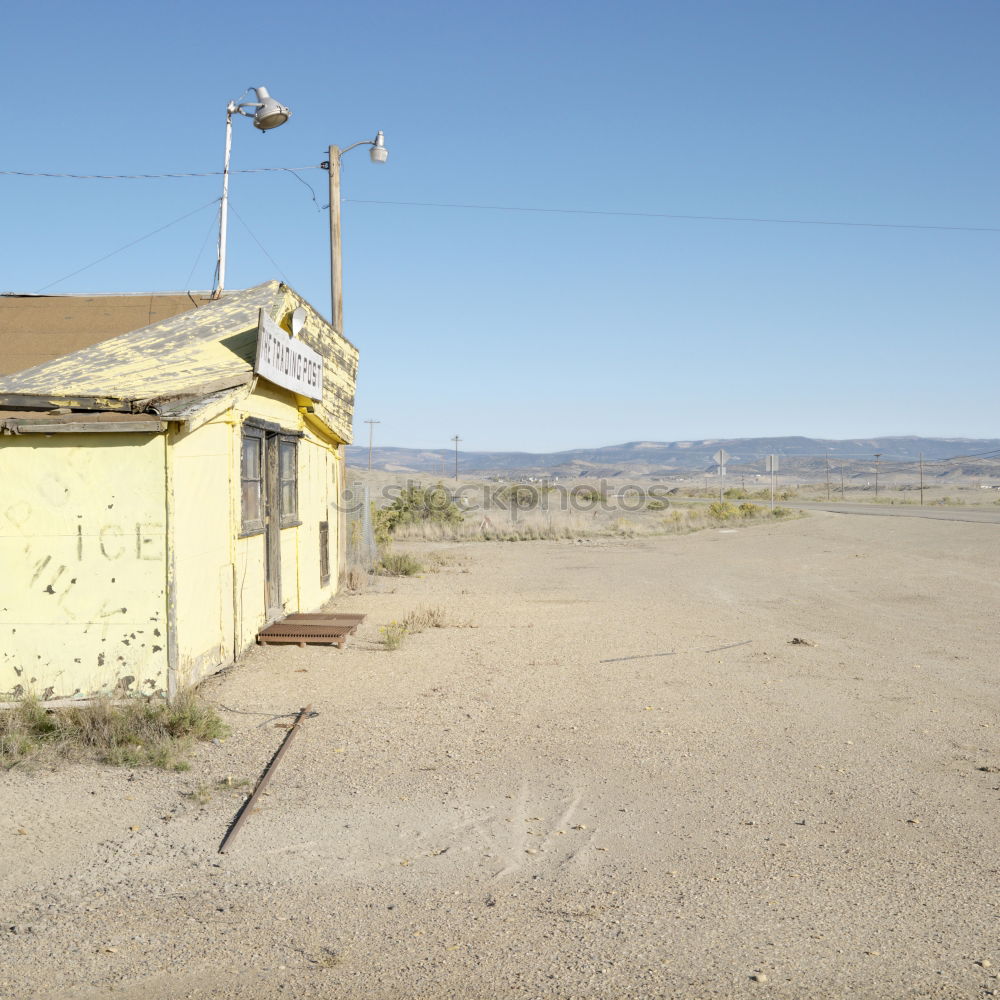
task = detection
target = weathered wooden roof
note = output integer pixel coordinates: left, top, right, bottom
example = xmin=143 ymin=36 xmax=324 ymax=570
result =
xmin=0 ymin=281 xmax=359 ymax=443
xmin=0 ymin=290 xmax=218 ymax=376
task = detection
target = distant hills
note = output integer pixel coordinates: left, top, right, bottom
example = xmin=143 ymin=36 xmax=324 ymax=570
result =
xmin=346 ymin=436 xmax=1000 ymax=480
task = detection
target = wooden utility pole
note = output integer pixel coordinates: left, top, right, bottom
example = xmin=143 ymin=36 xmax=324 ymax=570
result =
xmin=825 ymin=450 xmax=831 ymax=501
xmin=919 ymin=452 xmax=924 ymax=506
xmin=451 ymin=435 xmax=461 ymax=480
xmin=874 ymin=453 xmax=882 ymax=498
xmin=364 ymin=419 xmax=380 ymax=471
xmin=840 ymin=465 xmax=845 ymax=499
xmin=326 ymin=145 xmax=344 ymax=333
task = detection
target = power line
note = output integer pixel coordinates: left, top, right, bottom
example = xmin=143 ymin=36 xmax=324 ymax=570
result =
xmin=5 ymin=164 xmax=996 ymax=233
xmin=37 ymin=199 xmax=220 ymax=292
xmin=228 ymin=202 xmax=290 ymax=283
xmin=185 ymin=205 xmax=222 ymax=290
xmin=344 ymin=198 xmax=1000 ymax=235
xmin=2 ymin=166 xmax=322 ymax=180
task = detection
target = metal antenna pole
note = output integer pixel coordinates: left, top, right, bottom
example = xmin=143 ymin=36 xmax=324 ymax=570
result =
xmin=451 ymin=435 xmax=462 ymax=480
xmin=364 ymin=419 xmax=380 ymax=471
xmin=213 ymin=106 xmax=235 ymax=298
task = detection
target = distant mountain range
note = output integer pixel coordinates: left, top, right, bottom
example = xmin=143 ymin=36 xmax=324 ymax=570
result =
xmin=346 ymin=436 xmax=1000 ymax=479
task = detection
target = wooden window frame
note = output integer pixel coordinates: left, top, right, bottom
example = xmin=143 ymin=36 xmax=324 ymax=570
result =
xmin=278 ymin=436 xmax=300 ymax=529
xmin=240 ymin=426 xmax=265 ymax=536
xmin=319 ymin=520 xmax=330 ymax=586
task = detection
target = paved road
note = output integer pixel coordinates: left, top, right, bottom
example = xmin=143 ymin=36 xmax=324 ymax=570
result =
xmin=673 ymin=495 xmax=1000 ymax=524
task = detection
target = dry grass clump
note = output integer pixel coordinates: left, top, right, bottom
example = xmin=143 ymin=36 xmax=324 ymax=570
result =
xmin=380 ymin=622 xmax=408 ymax=651
xmin=402 ymin=605 xmax=448 ymax=633
xmin=0 ymin=691 xmax=227 ymax=771
xmin=424 ymin=550 xmax=459 ymax=570
xmin=342 ymin=563 xmax=370 ymax=592
xmin=379 ymin=605 xmax=451 ymax=651
xmin=377 ymin=551 xmax=424 ymax=576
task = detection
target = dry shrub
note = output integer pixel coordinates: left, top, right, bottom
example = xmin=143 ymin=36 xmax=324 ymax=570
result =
xmin=342 ymin=563 xmax=369 ymax=592
xmin=380 ymin=622 xmax=407 ymax=650
xmin=402 ymin=606 xmax=448 ymax=633
xmin=0 ymin=691 xmax=226 ymax=771
xmin=425 ymin=550 xmax=458 ymax=570
xmin=378 ymin=551 xmax=424 ymax=576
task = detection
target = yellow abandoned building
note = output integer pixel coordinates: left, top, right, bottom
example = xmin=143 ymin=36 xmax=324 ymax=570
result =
xmin=0 ymin=280 xmax=358 ymax=700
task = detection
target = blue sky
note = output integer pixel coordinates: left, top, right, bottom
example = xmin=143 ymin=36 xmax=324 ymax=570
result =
xmin=3 ymin=0 xmax=997 ymax=451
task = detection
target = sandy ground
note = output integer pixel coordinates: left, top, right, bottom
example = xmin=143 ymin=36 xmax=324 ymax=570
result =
xmin=3 ymin=512 xmax=999 ymax=1000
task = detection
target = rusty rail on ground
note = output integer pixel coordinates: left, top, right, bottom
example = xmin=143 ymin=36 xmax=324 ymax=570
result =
xmin=218 ymin=704 xmax=312 ymax=854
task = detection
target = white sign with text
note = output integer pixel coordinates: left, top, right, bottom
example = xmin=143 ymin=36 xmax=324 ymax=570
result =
xmin=254 ymin=309 xmax=323 ymax=401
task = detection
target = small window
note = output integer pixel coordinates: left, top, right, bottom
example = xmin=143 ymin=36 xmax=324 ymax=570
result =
xmin=279 ymin=437 xmax=299 ymax=527
xmin=319 ymin=521 xmax=330 ymax=586
xmin=241 ymin=430 xmax=264 ymax=534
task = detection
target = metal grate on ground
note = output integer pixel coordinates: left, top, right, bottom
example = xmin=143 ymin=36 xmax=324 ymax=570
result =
xmin=256 ymin=615 xmax=365 ymax=649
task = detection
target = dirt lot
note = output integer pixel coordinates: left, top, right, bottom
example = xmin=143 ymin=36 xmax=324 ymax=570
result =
xmin=3 ymin=512 xmax=999 ymax=1000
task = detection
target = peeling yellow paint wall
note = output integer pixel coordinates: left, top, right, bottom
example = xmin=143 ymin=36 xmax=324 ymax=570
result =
xmin=0 ymin=434 xmax=168 ymax=698
xmin=167 ymin=419 xmax=235 ymax=690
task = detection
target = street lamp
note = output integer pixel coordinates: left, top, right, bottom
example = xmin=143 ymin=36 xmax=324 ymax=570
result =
xmin=213 ymin=86 xmax=293 ymax=299
xmin=323 ymin=131 xmax=388 ymax=333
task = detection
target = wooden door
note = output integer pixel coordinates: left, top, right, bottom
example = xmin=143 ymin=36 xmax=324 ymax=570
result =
xmin=263 ymin=433 xmax=281 ymax=615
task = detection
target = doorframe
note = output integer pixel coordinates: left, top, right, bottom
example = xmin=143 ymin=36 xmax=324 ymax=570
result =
xmin=263 ymin=431 xmax=282 ymax=617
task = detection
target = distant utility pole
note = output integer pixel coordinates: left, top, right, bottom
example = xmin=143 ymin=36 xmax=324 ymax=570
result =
xmin=840 ymin=465 xmax=845 ymax=499
xmin=765 ymin=454 xmax=779 ymax=510
xmin=364 ymin=418 xmax=380 ymax=472
xmin=874 ymin=453 xmax=882 ymax=498
xmin=919 ymin=452 xmax=924 ymax=506
xmin=825 ymin=450 xmax=832 ymax=501
xmin=451 ymin=435 xmax=462 ymax=481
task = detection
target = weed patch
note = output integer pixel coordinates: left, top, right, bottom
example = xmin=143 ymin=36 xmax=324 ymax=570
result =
xmin=402 ymin=606 xmax=448 ymax=633
xmin=380 ymin=622 xmax=408 ymax=650
xmin=0 ymin=691 xmax=226 ymax=771
xmin=378 ymin=551 xmax=424 ymax=576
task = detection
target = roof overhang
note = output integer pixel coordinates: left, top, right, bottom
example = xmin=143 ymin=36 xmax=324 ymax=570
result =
xmin=0 ymin=411 xmax=167 ymax=435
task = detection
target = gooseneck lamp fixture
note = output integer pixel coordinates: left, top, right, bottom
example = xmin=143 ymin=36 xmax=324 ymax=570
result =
xmin=213 ymin=86 xmax=292 ymax=298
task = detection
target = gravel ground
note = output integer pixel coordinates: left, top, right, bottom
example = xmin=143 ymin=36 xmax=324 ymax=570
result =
xmin=2 ymin=511 xmax=999 ymax=1000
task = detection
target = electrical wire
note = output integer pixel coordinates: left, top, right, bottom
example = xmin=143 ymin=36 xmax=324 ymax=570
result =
xmin=2 ymin=166 xmax=322 ymax=180
xmin=5 ymin=164 xmax=996 ymax=233
xmin=5 ymin=163 xmax=998 ymax=233
xmin=185 ymin=204 xmax=222 ymax=290
xmin=280 ymin=167 xmax=322 ymax=211
xmin=228 ymin=201 xmax=290 ymax=283
xmin=36 ymin=198 xmax=220 ymax=292
xmin=344 ymin=198 xmax=1000 ymax=234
